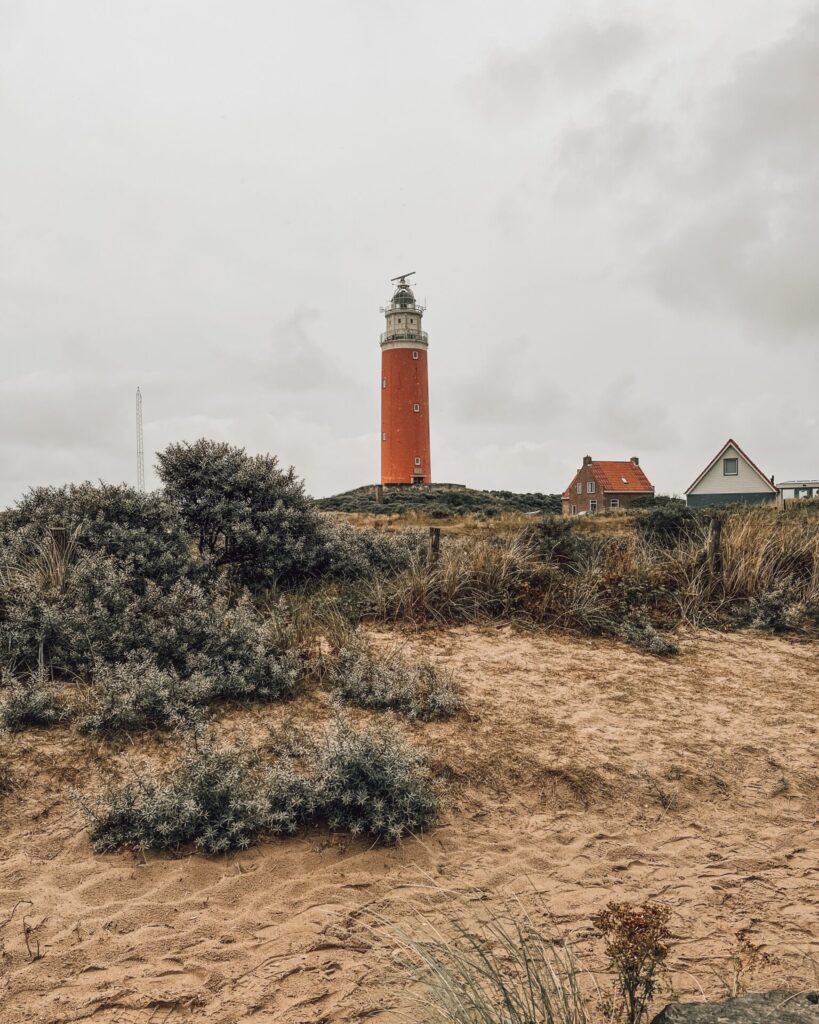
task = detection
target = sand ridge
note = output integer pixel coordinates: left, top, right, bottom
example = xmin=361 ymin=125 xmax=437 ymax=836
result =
xmin=0 ymin=627 xmax=816 ymax=1022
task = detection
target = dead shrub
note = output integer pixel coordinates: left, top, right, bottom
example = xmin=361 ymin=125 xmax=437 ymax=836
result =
xmin=591 ymin=901 xmax=672 ymax=1024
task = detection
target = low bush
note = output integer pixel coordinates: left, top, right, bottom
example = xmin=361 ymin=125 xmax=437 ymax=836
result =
xmin=329 ymin=640 xmax=461 ymax=720
xmin=635 ymin=504 xmax=703 ymax=548
xmin=77 ymin=657 xmax=209 ymax=736
xmin=0 ymin=483 xmax=196 ymax=592
xmin=315 ymin=518 xmax=425 ymax=582
xmin=313 ymin=719 xmax=439 ymax=842
xmin=80 ymin=721 xmax=440 ymax=853
xmin=746 ymin=581 xmax=801 ymax=634
xmin=618 ymin=610 xmax=679 ymax=657
xmin=533 ymin=516 xmax=597 ymax=568
xmin=80 ymin=740 xmax=302 ymax=854
xmin=0 ymin=673 xmax=66 ymax=731
xmin=0 ymin=560 xmax=302 ymax=712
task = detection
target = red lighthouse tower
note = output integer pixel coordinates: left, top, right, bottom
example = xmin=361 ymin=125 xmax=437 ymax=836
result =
xmin=380 ymin=273 xmax=431 ymax=485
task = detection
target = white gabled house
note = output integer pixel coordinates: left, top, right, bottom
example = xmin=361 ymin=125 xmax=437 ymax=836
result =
xmin=685 ymin=438 xmax=778 ymax=509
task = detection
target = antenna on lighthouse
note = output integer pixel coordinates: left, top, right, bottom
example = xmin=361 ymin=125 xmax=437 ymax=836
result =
xmin=135 ymin=387 xmax=145 ymax=492
xmin=390 ymin=271 xmax=416 ymax=284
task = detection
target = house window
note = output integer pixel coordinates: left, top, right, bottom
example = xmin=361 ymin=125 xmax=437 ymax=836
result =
xmin=587 ymin=481 xmax=595 ymax=493
xmin=571 ymin=504 xmax=577 ymax=515
xmin=413 ymin=403 xmax=420 ymax=412
xmin=412 ymin=351 xmax=419 ymax=360
xmin=414 ymin=457 xmax=421 ymax=466
xmin=610 ymin=498 xmax=619 ymax=508
xmin=723 ymin=458 xmax=738 ymax=476
xmin=576 ymin=482 xmax=582 ymax=494
xmin=589 ymin=500 xmax=598 ymax=513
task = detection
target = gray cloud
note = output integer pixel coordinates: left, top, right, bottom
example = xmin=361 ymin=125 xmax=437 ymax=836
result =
xmin=548 ymin=6 xmax=819 ymax=343
xmin=466 ymin=19 xmax=646 ymax=119
xmin=646 ymin=7 xmax=819 ymax=339
xmin=451 ymin=338 xmax=570 ymax=428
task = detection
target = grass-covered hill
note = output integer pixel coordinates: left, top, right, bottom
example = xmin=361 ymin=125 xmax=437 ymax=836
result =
xmin=315 ymin=483 xmax=562 ymax=517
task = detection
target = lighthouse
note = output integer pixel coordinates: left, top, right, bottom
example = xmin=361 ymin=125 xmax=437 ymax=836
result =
xmin=380 ymin=273 xmax=431 ymax=485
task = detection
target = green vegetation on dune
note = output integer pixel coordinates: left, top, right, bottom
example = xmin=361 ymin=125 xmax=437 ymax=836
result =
xmin=315 ymin=483 xmax=561 ymax=517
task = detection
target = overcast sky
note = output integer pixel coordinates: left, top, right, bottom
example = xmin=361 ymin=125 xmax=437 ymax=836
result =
xmin=2 ymin=0 xmax=817 ymax=503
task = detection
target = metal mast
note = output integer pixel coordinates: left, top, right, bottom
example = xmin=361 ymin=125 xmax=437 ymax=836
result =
xmin=136 ymin=387 xmax=145 ymax=492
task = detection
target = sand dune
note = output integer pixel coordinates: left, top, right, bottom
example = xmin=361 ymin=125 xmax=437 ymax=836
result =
xmin=1 ymin=627 xmax=816 ymax=1022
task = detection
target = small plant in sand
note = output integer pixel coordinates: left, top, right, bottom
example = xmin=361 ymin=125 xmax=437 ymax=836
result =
xmin=591 ymin=901 xmax=672 ymax=1024
xmin=0 ymin=748 xmax=13 ymax=796
xmin=0 ymin=671 xmax=66 ymax=731
xmin=328 ymin=639 xmax=461 ymax=721
xmin=618 ymin=610 xmax=679 ymax=657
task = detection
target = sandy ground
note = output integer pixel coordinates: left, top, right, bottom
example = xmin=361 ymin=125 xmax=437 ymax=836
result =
xmin=0 ymin=627 xmax=816 ymax=1023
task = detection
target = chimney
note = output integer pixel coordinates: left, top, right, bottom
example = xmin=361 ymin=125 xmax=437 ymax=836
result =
xmin=630 ymin=456 xmax=640 ymax=466
xmin=582 ymin=455 xmax=592 ymax=467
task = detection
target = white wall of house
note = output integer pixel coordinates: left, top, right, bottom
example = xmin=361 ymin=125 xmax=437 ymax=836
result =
xmin=689 ymin=444 xmax=773 ymax=495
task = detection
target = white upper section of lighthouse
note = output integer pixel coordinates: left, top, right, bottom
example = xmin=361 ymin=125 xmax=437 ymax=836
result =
xmin=380 ymin=274 xmax=428 ymax=351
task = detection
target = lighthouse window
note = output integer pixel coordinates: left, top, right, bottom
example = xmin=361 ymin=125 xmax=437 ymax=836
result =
xmin=412 ymin=351 xmax=419 ymax=360
xmin=414 ymin=457 xmax=421 ymax=466
xmin=413 ymin=403 xmax=420 ymax=412
xmin=382 ymin=432 xmax=386 ymax=441
xmin=382 ymin=378 xmax=386 ymax=388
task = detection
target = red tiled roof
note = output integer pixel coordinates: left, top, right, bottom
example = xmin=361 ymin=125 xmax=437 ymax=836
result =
xmin=562 ymin=460 xmax=654 ymax=498
xmin=591 ymin=461 xmax=654 ymax=493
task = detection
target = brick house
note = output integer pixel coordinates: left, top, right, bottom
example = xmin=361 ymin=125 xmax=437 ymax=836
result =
xmin=562 ymin=456 xmax=654 ymax=516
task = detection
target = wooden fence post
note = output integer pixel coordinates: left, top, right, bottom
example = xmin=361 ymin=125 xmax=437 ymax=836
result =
xmin=429 ymin=526 xmax=441 ymax=562
xmin=706 ymin=513 xmax=724 ymax=578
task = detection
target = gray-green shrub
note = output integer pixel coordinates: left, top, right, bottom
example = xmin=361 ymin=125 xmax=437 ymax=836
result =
xmin=77 ymin=657 xmax=209 ymax=736
xmin=156 ymin=439 xmax=325 ymax=590
xmin=0 ymin=560 xmax=302 ymax=706
xmin=313 ymin=719 xmax=439 ymax=842
xmin=0 ymin=483 xmax=196 ymax=591
xmin=79 ymin=745 xmax=282 ymax=856
xmin=618 ymin=609 xmax=679 ymax=656
xmin=0 ymin=673 xmax=66 ymax=731
xmin=329 ymin=641 xmax=461 ymax=720
xmin=80 ymin=721 xmax=439 ymax=852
